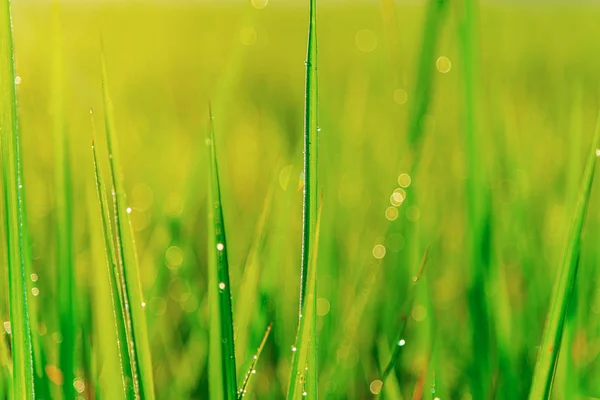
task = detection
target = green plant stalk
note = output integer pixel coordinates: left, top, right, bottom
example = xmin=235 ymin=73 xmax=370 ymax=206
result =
xmin=207 ymin=107 xmax=238 ymax=400
xmin=52 ymin=3 xmax=76 ymax=398
xmin=234 ymin=172 xmax=276 ymax=369
xmin=528 ymin=113 xmax=600 ymax=399
xmin=0 ymin=0 xmax=35 ymax=397
xmin=287 ymin=198 xmax=322 ymax=400
xmin=458 ymin=0 xmax=493 ymax=397
xmin=101 ymin=54 xmax=155 ymax=399
xmin=380 ymin=246 xmax=430 ymax=394
xmin=237 ymin=322 xmax=273 ymax=399
xmin=299 ymin=0 xmax=319 ymax=313
xmin=91 ymin=116 xmax=134 ymax=399
xmin=406 ymin=0 xmax=448 ymax=151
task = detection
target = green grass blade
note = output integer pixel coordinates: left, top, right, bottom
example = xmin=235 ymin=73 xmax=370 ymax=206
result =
xmin=234 ymin=170 xmax=276 ymax=368
xmin=406 ymin=0 xmax=448 ymax=150
xmin=207 ymin=106 xmax=238 ymax=400
xmin=287 ymin=197 xmax=322 ymax=400
xmin=51 ymin=3 xmax=76 ymax=397
xmin=299 ymin=0 xmax=319 ymax=313
xmin=0 ymin=334 xmax=10 ymax=397
xmin=237 ymin=322 xmax=273 ymax=399
xmin=528 ymin=113 xmax=600 ymax=399
xmin=380 ymin=246 xmax=430 ymax=390
xmin=91 ymin=111 xmax=134 ymax=399
xmin=0 ymin=0 xmax=35 ymax=397
xmin=101 ymin=53 xmax=155 ymax=399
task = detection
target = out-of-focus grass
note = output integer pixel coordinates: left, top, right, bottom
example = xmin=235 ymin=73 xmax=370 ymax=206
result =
xmin=2 ymin=1 xmax=600 ymax=399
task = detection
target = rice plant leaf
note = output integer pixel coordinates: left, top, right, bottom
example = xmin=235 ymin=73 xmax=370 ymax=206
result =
xmin=206 ymin=106 xmax=238 ymax=400
xmin=528 ymin=113 xmax=600 ymax=399
xmin=406 ymin=0 xmax=448 ymax=150
xmin=101 ymin=52 xmax=155 ymax=400
xmin=234 ymin=169 xmax=276 ymax=367
xmin=287 ymin=197 xmax=322 ymax=400
xmin=237 ymin=322 xmax=273 ymax=400
xmin=91 ymin=110 xmax=134 ymax=399
xmin=299 ymin=0 xmax=319 ymax=313
xmin=380 ymin=246 xmax=430 ymax=393
xmin=0 ymin=0 xmax=35 ymax=397
xmin=51 ymin=2 xmax=77 ymax=397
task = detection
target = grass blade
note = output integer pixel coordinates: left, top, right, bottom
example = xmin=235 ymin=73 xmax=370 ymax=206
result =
xmin=287 ymin=197 xmax=322 ymax=400
xmin=379 ymin=246 xmax=430 ymax=395
xmin=101 ymin=52 xmax=155 ymax=399
xmin=234 ymin=169 xmax=276 ymax=367
xmin=0 ymin=0 xmax=35 ymax=397
xmin=91 ymin=110 xmax=134 ymax=399
xmin=207 ymin=106 xmax=238 ymax=400
xmin=237 ymin=322 xmax=273 ymax=399
xmin=528 ymin=113 xmax=600 ymax=399
xmin=51 ymin=3 xmax=76 ymax=397
xmin=299 ymin=0 xmax=319 ymax=314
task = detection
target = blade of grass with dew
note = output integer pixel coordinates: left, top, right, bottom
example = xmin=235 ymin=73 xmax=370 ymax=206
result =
xmin=458 ymin=0 xmax=494 ymax=397
xmin=234 ymin=168 xmax=276 ymax=368
xmin=287 ymin=197 xmax=322 ymax=400
xmin=528 ymin=113 xmax=600 ymax=399
xmin=298 ymin=0 xmax=319 ymax=315
xmin=91 ymin=112 xmax=133 ymax=400
xmin=379 ymin=246 xmax=430 ymax=396
xmin=101 ymin=53 xmax=155 ymax=399
xmin=206 ymin=107 xmax=238 ymax=400
xmin=237 ymin=322 xmax=273 ymax=399
xmin=52 ymin=3 xmax=76 ymax=397
xmin=0 ymin=0 xmax=35 ymax=397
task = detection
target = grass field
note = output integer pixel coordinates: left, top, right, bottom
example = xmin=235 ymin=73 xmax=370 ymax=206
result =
xmin=3 ymin=0 xmax=600 ymax=399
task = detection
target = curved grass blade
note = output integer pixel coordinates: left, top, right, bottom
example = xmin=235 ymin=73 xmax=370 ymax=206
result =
xmin=234 ymin=169 xmax=276 ymax=367
xmin=91 ymin=110 xmax=134 ymax=399
xmin=0 ymin=0 xmax=35 ymax=397
xmin=299 ymin=0 xmax=319 ymax=314
xmin=528 ymin=113 xmax=600 ymax=399
xmin=51 ymin=3 xmax=76 ymax=397
xmin=287 ymin=197 xmax=322 ymax=400
xmin=237 ymin=322 xmax=273 ymax=399
xmin=101 ymin=53 xmax=155 ymax=399
xmin=379 ymin=246 xmax=430 ymax=395
xmin=207 ymin=106 xmax=238 ymax=400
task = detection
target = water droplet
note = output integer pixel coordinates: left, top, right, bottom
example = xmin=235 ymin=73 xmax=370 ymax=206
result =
xmin=3 ymin=321 xmax=11 ymax=334
xmin=251 ymin=369 xmax=256 ymax=374
xmin=398 ymin=173 xmax=412 ymax=188
xmin=73 ymin=378 xmax=85 ymax=393
xmin=31 ymin=273 xmax=38 ymax=282
xmin=291 ymin=345 xmax=297 ymax=352
xmin=596 ymin=149 xmax=600 ymax=157
xmin=372 ymin=244 xmax=386 ymax=259
xmin=398 ymin=339 xmax=406 ymax=346
xmin=436 ymin=56 xmax=452 ymax=73
xmin=14 ymin=76 xmax=21 ymax=85
xmin=217 ymin=243 xmax=224 ymax=251
xmin=219 ymin=282 xmax=226 ymax=290
xmin=32 ymin=287 xmax=39 ymax=296
xmin=126 ymin=207 xmax=132 ymax=214
xmin=317 ymin=126 xmax=322 ymax=132
xmin=141 ymin=301 xmax=146 ymax=307
xmin=302 ymin=392 xmax=308 ymax=397
xmin=370 ymin=380 xmax=383 ymax=395
xmin=385 ymin=206 xmax=399 ymax=221
xmin=253 ymin=355 xmax=258 ymax=360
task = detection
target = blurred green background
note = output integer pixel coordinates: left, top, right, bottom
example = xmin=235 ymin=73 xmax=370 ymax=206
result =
xmin=4 ymin=0 xmax=600 ymax=398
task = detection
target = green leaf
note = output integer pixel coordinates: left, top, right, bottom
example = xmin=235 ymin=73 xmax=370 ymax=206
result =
xmin=91 ymin=110 xmax=134 ymax=400
xmin=528 ymin=114 xmax=600 ymax=399
xmin=0 ymin=0 xmax=35 ymax=397
xmin=206 ymin=106 xmax=238 ymax=400
xmin=101 ymin=52 xmax=155 ymax=400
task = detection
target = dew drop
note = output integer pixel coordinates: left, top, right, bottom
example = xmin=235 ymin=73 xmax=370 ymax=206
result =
xmin=32 ymin=287 xmax=39 ymax=296
xmin=291 ymin=345 xmax=297 ymax=352
xmin=14 ymin=76 xmax=21 ymax=85
xmin=398 ymin=339 xmax=406 ymax=346
xmin=126 ymin=207 xmax=132 ymax=214
xmin=217 ymin=243 xmax=225 ymax=251
xmin=218 ymin=282 xmax=226 ymax=290
xmin=31 ymin=273 xmax=38 ymax=282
